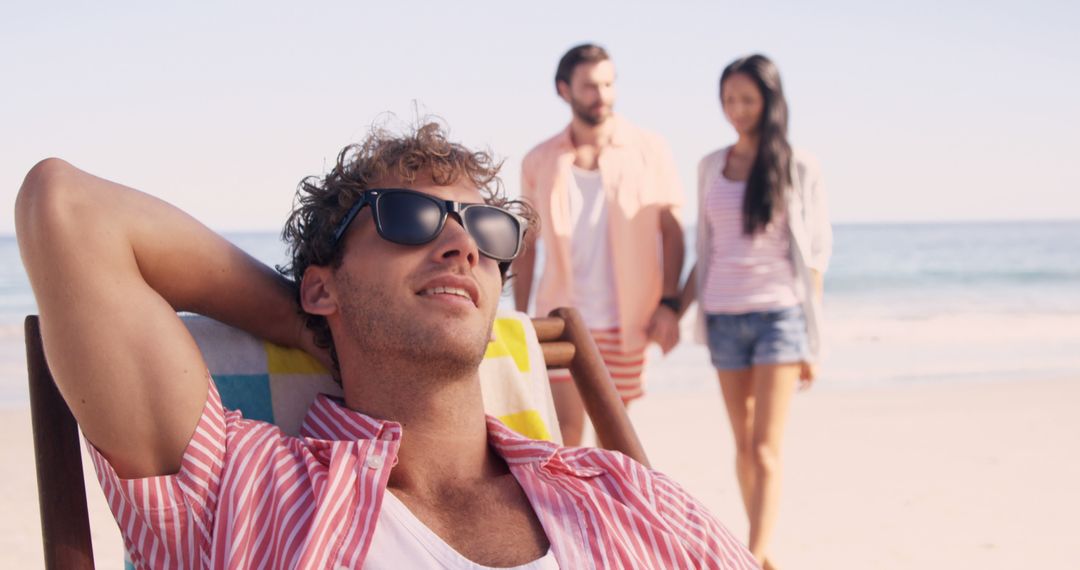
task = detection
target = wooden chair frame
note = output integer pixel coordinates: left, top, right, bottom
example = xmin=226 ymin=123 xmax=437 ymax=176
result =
xmin=25 ymin=307 xmax=648 ymax=569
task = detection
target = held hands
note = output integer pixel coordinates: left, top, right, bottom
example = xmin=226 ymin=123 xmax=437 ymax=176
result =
xmin=646 ymin=305 xmax=680 ymax=355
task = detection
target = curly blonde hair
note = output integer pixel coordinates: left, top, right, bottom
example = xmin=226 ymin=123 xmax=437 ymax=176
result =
xmin=279 ymin=120 xmax=536 ymax=371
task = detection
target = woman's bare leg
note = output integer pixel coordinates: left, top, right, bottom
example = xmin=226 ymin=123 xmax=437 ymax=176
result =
xmin=717 ymin=369 xmax=755 ymax=516
xmin=746 ymin=363 xmax=800 ymax=564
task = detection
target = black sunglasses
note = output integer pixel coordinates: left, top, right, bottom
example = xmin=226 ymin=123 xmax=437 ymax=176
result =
xmin=331 ymin=188 xmax=526 ymax=262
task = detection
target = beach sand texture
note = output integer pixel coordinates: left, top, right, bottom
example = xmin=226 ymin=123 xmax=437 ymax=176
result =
xmin=1 ymin=353 xmax=1077 ymax=568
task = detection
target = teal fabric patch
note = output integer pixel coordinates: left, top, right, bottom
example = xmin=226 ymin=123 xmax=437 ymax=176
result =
xmin=213 ymin=373 xmax=275 ymax=423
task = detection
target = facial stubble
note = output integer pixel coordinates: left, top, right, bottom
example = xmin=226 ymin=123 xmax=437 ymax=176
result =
xmin=570 ymin=95 xmax=610 ymax=127
xmin=335 ymin=270 xmax=495 ymax=382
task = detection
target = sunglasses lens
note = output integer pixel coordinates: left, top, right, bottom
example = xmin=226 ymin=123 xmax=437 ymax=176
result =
xmin=377 ymin=192 xmax=443 ymax=244
xmin=464 ymin=206 xmax=521 ymax=260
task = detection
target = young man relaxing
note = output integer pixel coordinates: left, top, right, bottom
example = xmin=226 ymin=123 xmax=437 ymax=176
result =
xmin=16 ymin=122 xmax=757 ymax=569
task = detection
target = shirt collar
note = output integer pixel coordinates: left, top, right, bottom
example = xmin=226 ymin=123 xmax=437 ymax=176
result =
xmin=300 ymin=394 xmax=402 ymax=443
xmin=299 ymin=395 xmax=602 ymax=477
xmin=485 ymin=416 xmax=604 ymax=478
xmin=557 ymin=113 xmax=630 ymax=152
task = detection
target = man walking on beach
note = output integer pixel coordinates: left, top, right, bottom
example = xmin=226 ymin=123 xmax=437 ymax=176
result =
xmin=16 ymin=122 xmax=755 ymax=568
xmin=516 ymin=43 xmax=686 ymax=445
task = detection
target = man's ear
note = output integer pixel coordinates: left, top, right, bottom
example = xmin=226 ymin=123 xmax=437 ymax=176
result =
xmin=300 ymin=265 xmax=337 ymax=316
xmin=556 ymin=79 xmax=572 ymax=103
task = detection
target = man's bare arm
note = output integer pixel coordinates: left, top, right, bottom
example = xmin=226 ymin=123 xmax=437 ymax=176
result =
xmin=645 ymin=208 xmax=685 ymax=353
xmin=658 ymin=208 xmax=684 ymax=298
xmin=15 ymin=159 xmax=308 ymax=478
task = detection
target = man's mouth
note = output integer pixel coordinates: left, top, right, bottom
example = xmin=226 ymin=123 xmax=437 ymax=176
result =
xmin=419 ymin=286 xmax=472 ymax=302
xmin=414 ymin=273 xmax=479 ymax=306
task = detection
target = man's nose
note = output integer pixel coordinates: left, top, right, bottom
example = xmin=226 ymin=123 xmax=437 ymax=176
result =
xmin=432 ymin=213 xmax=479 ymax=267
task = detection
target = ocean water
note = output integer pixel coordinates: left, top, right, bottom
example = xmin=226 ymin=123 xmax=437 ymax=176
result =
xmin=1 ymin=221 xmax=1077 ymax=403
xmin=825 ymin=221 xmax=1080 ymax=317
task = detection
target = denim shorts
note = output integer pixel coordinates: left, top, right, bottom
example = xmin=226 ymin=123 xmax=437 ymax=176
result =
xmin=706 ymin=305 xmax=810 ymax=370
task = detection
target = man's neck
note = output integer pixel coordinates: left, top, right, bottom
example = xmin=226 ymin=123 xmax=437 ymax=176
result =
xmin=569 ymin=115 xmax=614 ymax=149
xmin=340 ymin=362 xmax=550 ymax=565
xmin=342 ymin=363 xmax=500 ymax=497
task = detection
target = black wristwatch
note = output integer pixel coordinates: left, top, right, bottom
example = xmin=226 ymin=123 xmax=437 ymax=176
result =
xmin=659 ymin=296 xmax=681 ymax=313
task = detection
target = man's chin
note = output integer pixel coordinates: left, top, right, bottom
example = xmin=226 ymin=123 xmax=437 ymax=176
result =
xmin=575 ymin=110 xmax=609 ymax=127
xmin=410 ymin=336 xmax=488 ymax=375
xmin=414 ymin=315 xmax=490 ymax=362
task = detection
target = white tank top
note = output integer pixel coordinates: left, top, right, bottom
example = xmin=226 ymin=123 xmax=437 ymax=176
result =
xmin=566 ymin=165 xmax=620 ymax=328
xmin=363 ymin=491 xmax=559 ymax=569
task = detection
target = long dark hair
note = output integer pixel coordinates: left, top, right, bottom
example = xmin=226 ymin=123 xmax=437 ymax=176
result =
xmin=720 ymin=54 xmax=792 ymax=235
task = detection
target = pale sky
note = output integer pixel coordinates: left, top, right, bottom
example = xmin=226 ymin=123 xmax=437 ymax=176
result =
xmin=2 ymin=0 xmax=1077 ymax=233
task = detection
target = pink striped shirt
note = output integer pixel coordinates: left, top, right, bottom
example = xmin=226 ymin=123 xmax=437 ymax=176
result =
xmin=702 ymin=174 xmax=801 ymax=314
xmin=89 ymin=379 xmax=758 ymax=569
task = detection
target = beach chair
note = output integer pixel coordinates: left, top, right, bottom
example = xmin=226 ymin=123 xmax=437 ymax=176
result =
xmin=25 ymin=307 xmax=648 ymax=569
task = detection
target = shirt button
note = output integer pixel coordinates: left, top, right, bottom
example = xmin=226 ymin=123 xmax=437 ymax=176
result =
xmin=366 ymin=455 xmax=384 ymax=469
xmin=380 ymin=431 xmax=394 ymax=441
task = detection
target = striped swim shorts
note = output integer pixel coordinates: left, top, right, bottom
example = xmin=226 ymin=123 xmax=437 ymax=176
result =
xmin=547 ymin=327 xmax=647 ymax=403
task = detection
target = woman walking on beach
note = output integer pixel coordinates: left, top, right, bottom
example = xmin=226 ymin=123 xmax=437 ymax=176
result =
xmin=681 ymin=54 xmax=832 ymax=568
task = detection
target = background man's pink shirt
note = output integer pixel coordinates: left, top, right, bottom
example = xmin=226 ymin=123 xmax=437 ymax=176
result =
xmin=521 ymin=115 xmax=684 ymax=353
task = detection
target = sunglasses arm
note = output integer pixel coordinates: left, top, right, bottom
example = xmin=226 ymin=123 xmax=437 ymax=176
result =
xmin=331 ymin=197 xmax=370 ymax=246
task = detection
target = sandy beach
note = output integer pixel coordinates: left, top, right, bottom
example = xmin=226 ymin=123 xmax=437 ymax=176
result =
xmin=633 ymin=376 xmax=1080 ymax=568
xmin=2 ymin=370 xmax=1077 ymax=569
